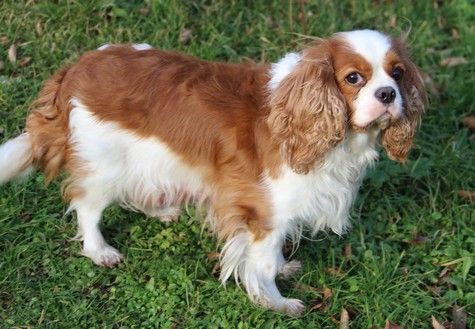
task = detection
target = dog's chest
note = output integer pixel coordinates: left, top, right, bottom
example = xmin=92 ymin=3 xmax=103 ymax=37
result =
xmin=265 ymin=132 xmax=379 ymax=234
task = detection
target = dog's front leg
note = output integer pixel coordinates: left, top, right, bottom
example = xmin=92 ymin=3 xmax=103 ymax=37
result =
xmin=220 ymin=228 xmax=304 ymax=315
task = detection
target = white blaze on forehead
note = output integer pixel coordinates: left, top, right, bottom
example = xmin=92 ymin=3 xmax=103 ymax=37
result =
xmin=337 ymin=30 xmax=392 ymax=68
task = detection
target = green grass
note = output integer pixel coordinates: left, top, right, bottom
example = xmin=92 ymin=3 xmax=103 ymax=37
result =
xmin=1 ymin=0 xmax=474 ymax=328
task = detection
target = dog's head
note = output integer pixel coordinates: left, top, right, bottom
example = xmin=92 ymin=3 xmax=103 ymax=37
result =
xmin=267 ymin=30 xmax=426 ymax=174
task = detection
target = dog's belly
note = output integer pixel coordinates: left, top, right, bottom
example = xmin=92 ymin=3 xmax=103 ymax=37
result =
xmin=68 ymin=98 xmax=209 ymax=215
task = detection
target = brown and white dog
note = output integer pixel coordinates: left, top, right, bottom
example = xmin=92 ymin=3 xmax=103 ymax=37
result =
xmin=0 ymin=30 xmax=425 ymax=314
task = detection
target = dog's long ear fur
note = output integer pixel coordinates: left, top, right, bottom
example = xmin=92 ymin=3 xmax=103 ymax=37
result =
xmin=267 ymin=42 xmax=347 ymax=174
xmin=381 ymin=38 xmax=426 ymax=162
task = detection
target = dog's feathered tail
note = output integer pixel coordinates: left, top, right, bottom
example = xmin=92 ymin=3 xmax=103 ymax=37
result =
xmin=0 ymin=133 xmax=33 ymax=185
xmin=0 ymin=66 xmax=72 ymax=186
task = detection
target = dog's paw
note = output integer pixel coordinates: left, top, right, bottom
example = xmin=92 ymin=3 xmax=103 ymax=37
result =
xmin=266 ymin=297 xmax=304 ymax=315
xmin=279 ymin=260 xmax=302 ymax=279
xmin=258 ymin=295 xmax=305 ymax=315
xmin=159 ymin=212 xmax=180 ymax=224
xmin=147 ymin=207 xmax=181 ymax=224
xmin=281 ymin=298 xmax=305 ymax=315
xmin=81 ymin=244 xmax=124 ymax=268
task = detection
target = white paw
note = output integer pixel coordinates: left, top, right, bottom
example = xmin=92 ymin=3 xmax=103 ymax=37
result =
xmin=279 ymin=298 xmax=305 ymax=315
xmin=160 ymin=213 xmax=180 ymax=224
xmin=147 ymin=207 xmax=181 ymax=223
xmin=81 ymin=244 xmax=124 ymax=268
xmin=279 ymin=260 xmax=302 ymax=279
xmin=258 ymin=295 xmax=305 ymax=315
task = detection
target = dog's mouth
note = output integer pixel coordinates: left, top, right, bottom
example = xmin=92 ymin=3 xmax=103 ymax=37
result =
xmin=374 ymin=112 xmax=393 ymax=130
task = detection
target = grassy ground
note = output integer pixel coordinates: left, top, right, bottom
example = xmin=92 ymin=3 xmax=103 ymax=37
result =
xmin=0 ymin=0 xmax=474 ymax=328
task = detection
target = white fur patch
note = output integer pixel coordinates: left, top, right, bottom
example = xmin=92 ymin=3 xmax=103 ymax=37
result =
xmin=0 ymin=133 xmax=32 ymax=185
xmin=339 ymin=30 xmax=391 ymax=66
xmin=97 ymin=44 xmax=111 ymax=51
xmin=68 ymin=98 xmax=208 ymax=214
xmin=220 ymin=228 xmax=304 ymax=314
xmin=97 ymin=43 xmax=153 ymax=52
xmin=268 ymin=52 xmax=301 ymax=91
xmin=264 ymin=130 xmax=379 ymax=237
xmin=132 ymin=43 xmax=152 ymax=51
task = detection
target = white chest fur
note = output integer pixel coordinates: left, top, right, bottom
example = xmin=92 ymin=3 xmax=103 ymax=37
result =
xmin=265 ymin=130 xmax=379 ymax=235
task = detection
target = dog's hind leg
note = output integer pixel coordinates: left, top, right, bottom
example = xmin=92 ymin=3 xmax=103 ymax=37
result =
xmin=69 ymin=182 xmax=123 ymax=268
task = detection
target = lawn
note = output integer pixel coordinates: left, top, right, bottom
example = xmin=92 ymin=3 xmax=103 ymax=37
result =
xmin=0 ymin=0 xmax=474 ymax=328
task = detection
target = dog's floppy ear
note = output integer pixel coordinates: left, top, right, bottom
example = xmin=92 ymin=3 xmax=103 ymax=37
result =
xmin=381 ymin=38 xmax=426 ymax=162
xmin=267 ymin=41 xmax=347 ymax=174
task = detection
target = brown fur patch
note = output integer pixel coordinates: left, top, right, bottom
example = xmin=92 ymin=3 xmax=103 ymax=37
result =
xmin=267 ymin=39 xmax=347 ymax=175
xmin=381 ymin=38 xmax=426 ymax=162
xmin=26 ymin=66 xmax=72 ymax=184
xmin=27 ymin=45 xmax=275 ymax=240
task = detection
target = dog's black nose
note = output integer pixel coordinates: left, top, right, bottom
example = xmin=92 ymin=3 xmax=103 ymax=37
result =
xmin=375 ymin=87 xmax=396 ymax=104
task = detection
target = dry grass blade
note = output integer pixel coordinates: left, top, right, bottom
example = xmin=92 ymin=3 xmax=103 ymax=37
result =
xmin=385 ymin=320 xmax=404 ymax=329
xmin=207 ymin=252 xmax=220 ymax=261
xmin=421 ymin=71 xmax=440 ymax=96
xmin=452 ymin=305 xmax=467 ymax=329
xmin=309 ymin=286 xmax=332 ymax=311
xmin=462 ymin=116 xmax=475 ymax=130
xmin=408 ymin=235 xmax=429 ymax=245
xmin=138 ymin=6 xmax=150 ymax=16
xmin=451 ymin=28 xmax=460 ymax=39
xmin=35 ymin=21 xmax=43 ymax=36
xmin=458 ymin=190 xmax=475 ymax=203
xmin=295 ymin=282 xmax=321 ymax=293
xmin=19 ymin=57 xmax=32 ymax=67
xmin=432 ymin=316 xmax=445 ymax=329
xmin=340 ymin=308 xmax=350 ymax=329
xmin=211 ymin=262 xmax=220 ymax=277
xmin=322 ymin=287 xmax=332 ymax=300
xmin=441 ymin=57 xmax=468 ymax=67
xmin=437 ymin=266 xmax=453 ymax=284
xmin=326 ymin=267 xmax=343 ymax=276
xmin=343 ymin=244 xmax=352 ymax=258
xmin=179 ymin=28 xmax=192 ymax=44
xmin=8 ymin=44 xmax=16 ymax=64
xmin=389 ymin=15 xmax=397 ymax=28
xmin=437 ymin=16 xmax=446 ymax=28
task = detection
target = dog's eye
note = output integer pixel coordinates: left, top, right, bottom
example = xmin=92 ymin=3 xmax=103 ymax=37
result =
xmin=345 ymin=72 xmax=363 ymax=85
xmin=391 ymin=67 xmax=404 ymax=81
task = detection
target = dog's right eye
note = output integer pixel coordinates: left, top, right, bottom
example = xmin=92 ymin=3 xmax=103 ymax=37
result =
xmin=345 ymin=72 xmax=363 ymax=85
xmin=391 ymin=67 xmax=404 ymax=81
